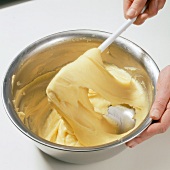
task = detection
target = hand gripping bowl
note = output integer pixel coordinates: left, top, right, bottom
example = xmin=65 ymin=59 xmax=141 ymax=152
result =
xmin=2 ymin=30 xmax=159 ymax=164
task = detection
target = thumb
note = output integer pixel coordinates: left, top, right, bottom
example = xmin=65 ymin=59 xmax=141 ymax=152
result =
xmin=150 ymin=66 xmax=170 ymax=120
xmin=126 ymin=0 xmax=147 ymax=19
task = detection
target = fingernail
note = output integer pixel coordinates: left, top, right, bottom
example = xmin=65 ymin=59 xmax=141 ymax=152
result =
xmin=127 ymin=8 xmax=137 ymax=17
xmin=150 ymin=109 xmax=160 ymax=119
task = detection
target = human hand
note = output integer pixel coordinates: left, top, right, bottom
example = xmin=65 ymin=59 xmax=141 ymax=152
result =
xmin=123 ymin=0 xmax=166 ymax=25
xmin=126 ymin=65 xmax=170 ymax=148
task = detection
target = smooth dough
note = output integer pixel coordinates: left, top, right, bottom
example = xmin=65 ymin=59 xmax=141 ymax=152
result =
xmin=45 ymin=48 xmax=149 ymax=146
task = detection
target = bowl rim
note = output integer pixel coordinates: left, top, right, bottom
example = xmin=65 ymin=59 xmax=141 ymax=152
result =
xmin=2 ymin=29 xmax=159 ymax=152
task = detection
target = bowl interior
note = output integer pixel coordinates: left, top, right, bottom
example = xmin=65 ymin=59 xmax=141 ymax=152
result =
xmin=3 ymin=30 xmax=159 ymax=151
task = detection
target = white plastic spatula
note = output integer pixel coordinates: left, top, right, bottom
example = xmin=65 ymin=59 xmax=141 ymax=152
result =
xmin=101 ymin=5 xmax=148 ymax=133
xmin=98 ymin=5 xmax=147 ymax=52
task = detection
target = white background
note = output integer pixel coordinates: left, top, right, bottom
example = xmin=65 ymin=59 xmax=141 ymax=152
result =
xmin=0 ymin=0 xmax=170 ymax=169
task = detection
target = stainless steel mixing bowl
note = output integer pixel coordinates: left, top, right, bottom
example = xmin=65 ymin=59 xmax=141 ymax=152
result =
xmin=2 ymin=30 xmax=159 ymax=164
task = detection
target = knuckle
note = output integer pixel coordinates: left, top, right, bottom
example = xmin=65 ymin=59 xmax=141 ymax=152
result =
xmin=132 ymin=0 xmax=147 ymax=10
xmin=150 ymin=9 xmax=158 ymax=17
xmin=131 ymin=1 xmax=140 ymax=8
xmin=135 ymin=137 xmax=143 ymax=144
xmin=152 ymin=10 xmax=158 ymax=16
xmin=153 ymin=99 xmax=167 ymax=110
xmin=158 ymin=125 xmax=168 ymax=134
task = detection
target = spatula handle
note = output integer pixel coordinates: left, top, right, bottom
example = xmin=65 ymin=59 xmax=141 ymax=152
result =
xmin=98 ymin=5 xmax=148 ymax=53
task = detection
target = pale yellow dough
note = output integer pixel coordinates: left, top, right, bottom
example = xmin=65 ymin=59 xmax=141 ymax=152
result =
xmin=14 ymin=48 xmax=149 ymax=147
xmin=46 ymin=48 xmax=149 ymax=146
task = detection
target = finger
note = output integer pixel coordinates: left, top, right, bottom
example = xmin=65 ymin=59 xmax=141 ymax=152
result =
xmin=126 ymin=123 xmax=164 ymax=148
xmin=123 ymin=0 xmax=133 ymax=19
xmin=150 ymin=65 xmax=170 ymax=120
xmin=126 ymin=127 xmax=154 ymax=148
xmin=126 ymin=124 xmax=157 ymax=148
xmin=127 ymin=101 xmax=170 ymax=148
xmin=127 ymin=65 xmax=170 ymax=148
xmin=145 ymin=0 xmax=159 ymax=18
xmin=125 ymin=0 xmax=147 ymax=19
xmin=149 ymin=103 xmax=170 ymax=134
xmin=140 ymin=0 xmax=166 ymax=20
xmin=145 ymin=105 xmax=170 ymax=136
xmin=134 ymin=0 xmax=159 ymax=25
xmin=134 ymin=13 xmax=149 ymax=25
xmin=158 ymin=0 xmax=166 ymax=9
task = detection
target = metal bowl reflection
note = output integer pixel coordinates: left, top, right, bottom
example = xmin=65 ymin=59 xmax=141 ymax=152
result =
xmin=2 ymin=30 xmax=159 ymax=164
